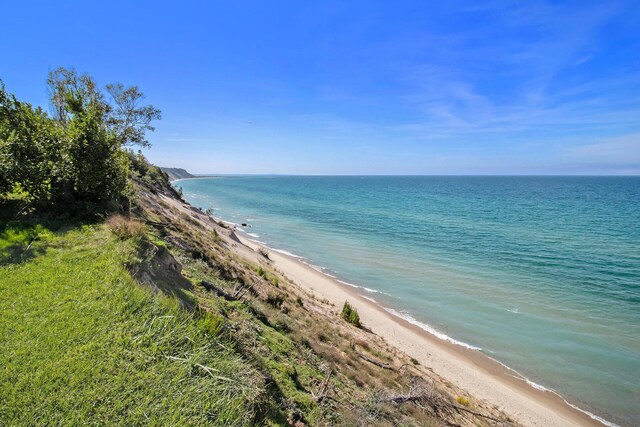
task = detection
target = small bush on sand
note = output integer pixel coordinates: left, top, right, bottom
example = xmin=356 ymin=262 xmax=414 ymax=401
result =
xmin=258 ymin=247 xmax=270 ymax=259
xmin=107 ymin=215 xmax=145 ymax=240
xmin=456 ymin=396 xmax=470 ymax=406
xmin=341 ymin=301 xmax=361 ymax=328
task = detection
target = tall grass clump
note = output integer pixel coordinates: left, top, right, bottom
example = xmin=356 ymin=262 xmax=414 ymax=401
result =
xmin=106 ymin=214 xmax=145 ymax=240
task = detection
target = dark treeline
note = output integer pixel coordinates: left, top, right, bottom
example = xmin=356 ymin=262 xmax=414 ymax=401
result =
xmin=0 ymin=68 xmax=161 ymax=212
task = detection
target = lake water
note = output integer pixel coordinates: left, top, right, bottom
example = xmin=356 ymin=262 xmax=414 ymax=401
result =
xmin=178 ymin=176 xmax=639 ymax=426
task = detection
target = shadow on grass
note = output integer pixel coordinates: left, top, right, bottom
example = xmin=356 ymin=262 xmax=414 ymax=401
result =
xmin=0 ymin=220 xmax=102 ymax=266
xmin=0 ymin=224 xmax=51 ymax=266
xmin=0 ymin=186 xmax=125 ymax=263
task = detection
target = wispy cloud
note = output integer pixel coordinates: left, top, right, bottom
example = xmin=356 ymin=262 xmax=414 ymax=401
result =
xmin=164 ymin=138 xmax=198 ymax=142
xmin=565 ymin=133 xmax=640 ymax=164
xmin=379 ymin=1 xmax=639 ymax=144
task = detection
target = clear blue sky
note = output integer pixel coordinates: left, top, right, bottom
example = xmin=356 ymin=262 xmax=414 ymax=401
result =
xmin=2 ymin=1 xmax=639 ymax=174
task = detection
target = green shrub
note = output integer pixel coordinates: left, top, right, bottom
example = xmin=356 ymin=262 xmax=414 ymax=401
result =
xmin=266 ymin=293 xmax=284 ymax=309
xmin=456 ymin=396 xmax=470 ymax=407
xmin=341 ymin=301 xmax=361 ymax=328
xmin=0 ymin=68 xmax=160 ymax=210
xmin=274 ymin=318 xmax=291 ymax=333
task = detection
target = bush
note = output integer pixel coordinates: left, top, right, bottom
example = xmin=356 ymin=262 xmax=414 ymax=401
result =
xmin=258 ymin=247 xmax=270 ymax=259
xmin=107 ymin=215 xmax=145 ymax=240
xmin=274 ymin=318 xmax=291 ymax=333
xmin=341 ymin=301 xmax=361 ymax=328
xmin=456 ymin=396 xmax=470 ymax=407
xmin=0 ymin=69 xmax=160 ymax=211
xmin=266 ymin=293 xmax=284 ymax=309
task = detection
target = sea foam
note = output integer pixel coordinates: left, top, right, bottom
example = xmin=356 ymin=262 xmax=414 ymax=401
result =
xmin=383 ymin=308 xmax=481 ymax=350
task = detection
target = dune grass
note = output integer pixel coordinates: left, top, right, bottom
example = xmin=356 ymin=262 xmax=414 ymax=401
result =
xmin=0 ymin=223 xmax=265 ymax=426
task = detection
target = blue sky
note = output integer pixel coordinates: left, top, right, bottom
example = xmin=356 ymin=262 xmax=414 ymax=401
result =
xmin=1 ymin=1 xmax=639 ymax=174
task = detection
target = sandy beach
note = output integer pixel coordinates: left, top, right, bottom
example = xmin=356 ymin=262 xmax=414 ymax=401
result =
xmin=230 ymin=231 xmax=610 ymax=427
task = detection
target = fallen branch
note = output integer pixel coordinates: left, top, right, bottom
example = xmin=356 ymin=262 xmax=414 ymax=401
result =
xmin=386 ymin=391 xmax=457 ymax=420
xmin=387 ymin=391 xmax=511 ymax=425
xmin=357 ymin=351 xmax=394 ymax=370
xmin=23 ymin=239 xmax=36 ymax=254
xmin=312 ymin=369 xmax=333 ymax=402
xmin=232 ymin=282 xmax=252 ymax=299
xmin=144 ymin=219 xmax=170 ymax=227
xmin=200 ymin=280 xmax=238 ymax=301
xmin=450 ymin=404 xmax=509 ymax=424
xmin=13 ymin=202 xmax=31 ymax=219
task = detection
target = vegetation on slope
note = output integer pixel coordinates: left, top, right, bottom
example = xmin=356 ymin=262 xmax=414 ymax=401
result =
xmin=0 ymin=222 xmax=266 ymax=426
xmin=0 ymin=68 xmax=159 ymax=210
xmin=0 ymin=69 xmax=513 ymax=426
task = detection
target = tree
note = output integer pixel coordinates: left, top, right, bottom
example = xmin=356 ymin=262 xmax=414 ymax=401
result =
xmin=106 ymin=83 xmax=161 ymax=148
xmin=65 ymin=98 xmax=128 ymax=203
xmin=46 ymin=67 xmax=107 ymax=128
xmin=44 ymin=67 xmax=160 ymax=204
xmin=0 ymin=68 xmax=161 ymax=209
xmin=0 ymin=81 xmax=64 ymax=204
xmin=0 ymin=82 xmax=13 ymax=196
xmin=47 ymin=67 xmax=161 ymax=150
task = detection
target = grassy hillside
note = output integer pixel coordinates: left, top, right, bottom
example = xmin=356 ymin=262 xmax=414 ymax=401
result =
xmin=0 ymin=223 xmax=266 ymax=425
xmin=0 ymin=162 xmax=511 ymax=426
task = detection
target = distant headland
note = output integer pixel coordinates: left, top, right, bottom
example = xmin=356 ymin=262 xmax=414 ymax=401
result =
xmin=159 ymin=167 xmax=195 ymax=181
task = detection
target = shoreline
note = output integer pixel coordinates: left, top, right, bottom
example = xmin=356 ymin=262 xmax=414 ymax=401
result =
xmin=170 ymin=175 xmax=222 ymax=184
xmin=230 ymin=230 xmax=616 ymax=427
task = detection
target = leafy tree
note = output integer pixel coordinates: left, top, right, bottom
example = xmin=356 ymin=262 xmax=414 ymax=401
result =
xmin=0 ymin=83 xmax=13 ymax=196
xmin=106 ymin=83 xmax=161 ymax=148
xmin=47 ymin=67 xmax=107 ymax=128
xmin=45 ymin=67 xmax=159 ymax=205
xmin=65 ymin=100 xmax=128 ymax=203
xmin=0 ymin=68 xmax=161 ymax=210
xmin=0 ymin=82 xmax=64 ymax=204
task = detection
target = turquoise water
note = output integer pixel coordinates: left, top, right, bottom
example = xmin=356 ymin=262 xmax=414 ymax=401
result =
xmin=178 ymin=176 xmax=639 ymax=426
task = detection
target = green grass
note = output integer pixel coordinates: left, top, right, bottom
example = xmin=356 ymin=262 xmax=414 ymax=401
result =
xmin=176 ymin=251 xmax=330 ymax=424
xmin=0 ymin=224 xmax=266 ymax=426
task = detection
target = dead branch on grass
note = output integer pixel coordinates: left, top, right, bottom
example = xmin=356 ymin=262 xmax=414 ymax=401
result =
xmin=312 ymin=369 xmax=333 ymax=402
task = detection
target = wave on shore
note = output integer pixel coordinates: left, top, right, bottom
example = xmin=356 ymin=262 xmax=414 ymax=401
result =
xmin=383 ymin=307 xmax=482 ymax=351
